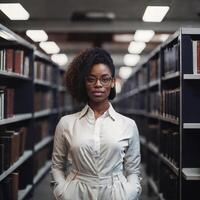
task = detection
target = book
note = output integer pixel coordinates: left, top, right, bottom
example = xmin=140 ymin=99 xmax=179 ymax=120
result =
xmin=14 ymin=50 xmax=24 ymax=74
xmin=5 ymin=49 xmax=14 ymax=72
xmin=192 ymin=40 xmax=200 ymax=74
xmin=0 ymin=144 xmax=4 ymax=173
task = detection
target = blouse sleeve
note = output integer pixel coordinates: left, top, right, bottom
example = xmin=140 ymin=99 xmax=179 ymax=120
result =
xmin=51 ymin=118 xmax=68 ymax=198
xmin=123 ymin=121 xmax=142 ymax=200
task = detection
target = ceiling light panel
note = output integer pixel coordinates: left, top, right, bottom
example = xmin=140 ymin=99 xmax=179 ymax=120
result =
xmin=26 ymin=30 xmax=48 ymax=42
xmin=134 ymin=30 xmax=155 ymax=42
xmin=142 ymin=6 xmax=170 ymax=22
xmin=0 ymin=3 xmax=30 ymax=20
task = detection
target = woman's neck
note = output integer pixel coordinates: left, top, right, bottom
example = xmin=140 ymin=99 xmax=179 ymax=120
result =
xmin=88 ymin=100 xmax=110 ymax=119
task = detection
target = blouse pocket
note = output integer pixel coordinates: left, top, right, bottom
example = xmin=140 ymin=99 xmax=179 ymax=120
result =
xmin=54 ymin=172 xmax=77 ymax=200
xmin=121 ymin=177 xmax=141 ymax=200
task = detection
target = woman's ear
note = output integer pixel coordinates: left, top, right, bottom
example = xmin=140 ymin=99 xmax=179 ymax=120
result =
xmin=111 ymin=78 xmax=115 ymax=88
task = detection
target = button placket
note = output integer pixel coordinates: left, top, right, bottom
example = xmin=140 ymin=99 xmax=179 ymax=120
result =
xmin=93 ymin=118 xmax=102 ymax=158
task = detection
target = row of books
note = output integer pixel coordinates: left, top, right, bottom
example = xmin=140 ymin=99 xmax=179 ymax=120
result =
xmin=34 ymin=119 xmax=50 ymax=144
xmin=58 ymin=71 xmax=66 ymax=88
xmin=161 ymin=88 xmax=180 ymax=120
xmin=138 ymin=66 xmax=148 ymax=87
xmin=160 ymin=164 xmax=179 ymax=200
xmin=160 ymin=129 xmax=180 ymax=167
xmin=146 ymin=124 xmax=159 ymax=148
xmin=0 ymin=127 xmax=27 ymax=173
xmin=149 ymin=91 xmax=160 ymax=115
xmin=146 ymin=151 xmax=159 ymax=185
xmin=163 ymin=43 xmax=180 ymax=76
xmin=0 ymin=172 xmax=19 ymax=200
xmin=33 ymin=148 xmax=50 ymax=177
xmin=124 ymin=92 xmax=148 ymax=111
xmin=149 ymin=57 xmax=159 ymax=82
xmin=34 ymin=61 xmax=53 ymax=83
xmin=192 ymin=40 xmax=200 ymax=74
xmin=0 ymin=87 xmax=15 ymax=120
xmin=34 ymin=91 xmax=53 ymax=112
xmin=0 ymin=49 xmax=30 ymax=77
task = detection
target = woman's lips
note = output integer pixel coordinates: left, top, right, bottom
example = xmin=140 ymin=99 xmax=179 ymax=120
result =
xmin=92 ymin=91 xmax=104 ymax=96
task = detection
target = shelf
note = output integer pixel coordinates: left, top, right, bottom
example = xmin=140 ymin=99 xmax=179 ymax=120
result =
xmin=58 ymin=86 xmax=66 ymax=92
xmin=149 ymin=79 xmax=159 ymax=88
xmin=34 ymin=136 xmax=53 ymax=152
xmin=148 ymin=176 xmax=159 ymax=194
xmin=34 ymin=109 xmax=52 ymax=118
xmin=0 ymin=150 xmax=33 ymax=181
xmin=52 ymin=108 xmax=58 ymax=114
xmin=0 ymin=23 xmax=34 ymax=49
xmin=33 ymin=161 xmax=51 ymax=185
xmin=147 ymin=142 xmax=159 ymax=155
xmin=18 ymin=184 xmax=33 ymax=200
xmin=159 ymin=115 xmax=179 ymax=125
xmin=0 ymin=70 xmax=31 ymax=81
xmin=0 ymin=113 xmax=32 ymax=125
xmin=148 ymin=177 xmax=166 ymax=200
xmin=139 ymin=84 xmax=148 ymax=92
xmin=183 ymin=123 xmax=200 ymax=129
xmin=113 ymin=88 xmax=139 ymax=103
xmin=183 ymin=74 xmax=200 ymax=79
xmin=162 ymin=71 xmax=180 ymax=81
xmin=182 ymin=168 xmax=200 ymax=180
xmin=160 ymin=154 xmax=179 ymax=176
xmin=181 ymin=27 xmax=200 ymax=35
xmin=34 ymin=79 xmax=51 ymax=87
xmin=118 ymin=108 xmax=147 ymax=116
xmin=140 ymin=135 xmax=147 ymax=146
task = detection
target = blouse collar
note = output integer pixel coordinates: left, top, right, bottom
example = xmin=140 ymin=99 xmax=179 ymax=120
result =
xmin=79 ymin=102 xmax=117 ymax=121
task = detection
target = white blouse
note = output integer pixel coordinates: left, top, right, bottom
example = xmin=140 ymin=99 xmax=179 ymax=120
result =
xmin=51 ymin=103 xmax=142 ymax=200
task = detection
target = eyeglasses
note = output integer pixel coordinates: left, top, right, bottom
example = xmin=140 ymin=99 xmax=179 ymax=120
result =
xmin=85 ymin=75 xmax=113 ymax=86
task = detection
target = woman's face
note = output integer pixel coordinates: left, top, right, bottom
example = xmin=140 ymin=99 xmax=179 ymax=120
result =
xmin=85 ymin=63 xmax=115 ymax=103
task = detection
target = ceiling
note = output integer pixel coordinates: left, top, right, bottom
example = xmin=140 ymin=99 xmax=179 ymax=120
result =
xmin=1 ymin=0 xmax=200 ymax=71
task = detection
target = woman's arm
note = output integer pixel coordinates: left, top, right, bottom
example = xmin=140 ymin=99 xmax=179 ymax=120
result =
xmin=51 ymin=118 xmax=68 ymax=198
xmin=123 ymin=121 xmax=142 ymax=200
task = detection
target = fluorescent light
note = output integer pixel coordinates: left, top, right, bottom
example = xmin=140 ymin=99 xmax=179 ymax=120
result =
xmin=0 ymin=30 xmax=16 ymax=41
xmin=51 ymin=54 xmax=68 ymax=66
xmin=39 ymin=41 xmax=60 ymax=54
xmin=26 ymin=30 xmax=48 ymax=42
xmin=0 ymin=3 xmax=29 ymax=20
xmin=128 ymin=41 xmax=146 ymax=54
xmin=115 ymin=79 xmax=122 ymax=93
xmin=113 ymin=34 xmax=134 ymax=42
xmin=134 ymin=30 xmax=155 ymax=42
xmin=159 ymin=34 xmax=170 ymax=42
xmin=123 ymin=54 xmax=140 ymax=66
xmin=119 ymin=66 xmax=133 ymax=79
xmin=143 ymin=6 xmax=169 ymax=22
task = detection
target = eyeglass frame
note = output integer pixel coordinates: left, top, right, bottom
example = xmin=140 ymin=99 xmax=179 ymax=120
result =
xmin=85 ymin=75 xmax=114 ymax=86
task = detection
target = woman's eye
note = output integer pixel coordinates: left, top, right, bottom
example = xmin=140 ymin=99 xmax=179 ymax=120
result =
xmin=87 ymin=77 xmax=96 ymax=82
xmin=102 ymin=78 xmax=109 ymax=82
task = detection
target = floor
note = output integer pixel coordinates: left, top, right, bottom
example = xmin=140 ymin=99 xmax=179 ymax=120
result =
xmin=29 ymin=166 xmax=157 ymax=200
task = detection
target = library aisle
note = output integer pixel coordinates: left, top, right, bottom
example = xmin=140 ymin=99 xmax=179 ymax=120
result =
xmin=1 ymin=1 xmax=200 ymax=200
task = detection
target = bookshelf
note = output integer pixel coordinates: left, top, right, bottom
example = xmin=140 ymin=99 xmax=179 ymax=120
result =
xmin=0 ymin=23 xmax=71 ymax=199
xmin=113 ymin=27 xmax=200 ymax=200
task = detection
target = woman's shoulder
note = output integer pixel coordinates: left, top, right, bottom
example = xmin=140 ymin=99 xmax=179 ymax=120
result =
xmin=116 ymin=111 xmax=137 ymax=127
xmin=59 ymin=111 xmax=81 ymax=124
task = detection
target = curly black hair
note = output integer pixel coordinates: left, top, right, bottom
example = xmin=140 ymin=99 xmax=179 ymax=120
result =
xmin=65 ymin=47 xmax=116 ymax=103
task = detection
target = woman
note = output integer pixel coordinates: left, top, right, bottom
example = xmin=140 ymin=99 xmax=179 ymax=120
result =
xmin=51 ymin=47 xmax=142 ymax=200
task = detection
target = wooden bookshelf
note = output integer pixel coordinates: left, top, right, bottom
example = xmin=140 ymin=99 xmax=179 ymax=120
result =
xmin=0 ymin=150 xmax=33 ymax=181
xmin=33 ymin=161 xmax=51 ymax=185
xmin=0 ymin=23 xmax=70 ymax=199
xmin=18 ymin=184 xmax=33 ymax=200
xmin=114 ymin=27 xmax=200 ymax=200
